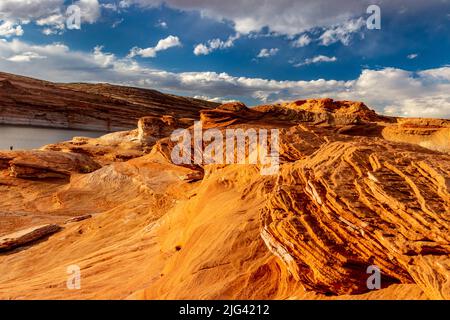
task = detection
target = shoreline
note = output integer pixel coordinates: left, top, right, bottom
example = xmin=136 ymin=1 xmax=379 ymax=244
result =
xmin=0 ymin=122 xmax=116 ymax=134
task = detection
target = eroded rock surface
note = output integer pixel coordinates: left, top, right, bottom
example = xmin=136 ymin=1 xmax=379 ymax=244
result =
xmin=0 ymin=150 xmax=101 ymax=179
xmin=0 ymin=224 xmax=61 ymax=252
xmin=0 ymin=71 xmax=217 ymax=131
xmin=0 ymin=98 xmax=448 ymax=300
xmin=262 ymin=138 xmax=450 ymax=297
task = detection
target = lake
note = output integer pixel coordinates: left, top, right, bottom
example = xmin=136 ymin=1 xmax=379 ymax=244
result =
xmin=0 ymin=125 xmax=108 ymax=150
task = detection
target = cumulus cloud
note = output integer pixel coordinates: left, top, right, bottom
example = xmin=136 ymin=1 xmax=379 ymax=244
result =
xmin=194 ymin=95 xmax=237 ymax=104
xmin=122 ymin=0 xmax=445 ymax=37
xmin=0 ymin=0 xmax=100 ymax=35
xmin=101 ymin=3 xmax=118 ymax=11
xmin=0 ymin=20 xmax=24 ymax=37
xmin=0 ymin=0 xmax=63 ymax=22
xmin=36 ymin=13 xmax=65 ymax=32
xmin=319 ymin=18 xmax=365 ymax=46
xmin=156 ymin=20 xmax=168 ymax=28
xmin=0 ymin=39 xmax=449 ymax=119
xmin=292 ymin=34 xmax=311 ymax=47
xmin=128 ymin=35 xmax=181 ymax=58
xmin=294 ymin=55 xmax=337 ymax=67
xmin=7 ymin=51 xmax=46 ymax=62
xmin=193 ymin=33 xmax=240 ymax=56
xmin=257 ymin=48 xmax=279 ymax=58
xmin=125 ymin=0 xmax=368 ymax=35
xmin=76 ymin=0 xmax=101 ymax=24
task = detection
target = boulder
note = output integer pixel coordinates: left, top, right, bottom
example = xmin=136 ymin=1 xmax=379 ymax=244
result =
xmin=64 ymin=214 xmax=93 ymax=224
xmin=0 ymin=150 xmax=101 ymax=179
xmin=0 ymin=224 xmax=61 ymax=252
xmin=138 ymin=115 xmax=180 ymax=145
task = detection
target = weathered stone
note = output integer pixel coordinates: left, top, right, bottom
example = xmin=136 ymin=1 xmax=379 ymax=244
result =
xmin=64 ymin=214 xmax=93 ymax=224
xmin=0 ymin=224 xmax=61 ymax=252
xmin=138 ymin=116 xmax=181 ymax=145
xmin=0 ymin=150 xmax=101 ymax=179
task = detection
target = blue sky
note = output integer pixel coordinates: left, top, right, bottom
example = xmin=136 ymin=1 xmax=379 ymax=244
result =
xmin=0 ymin=0 xmax=449 ymax=118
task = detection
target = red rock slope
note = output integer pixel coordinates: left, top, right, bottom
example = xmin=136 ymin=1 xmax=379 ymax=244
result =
xmin=0 ymin=72 xmax=218 ymax=131
xmin=0 ymin=99 xmax=448 ymax=300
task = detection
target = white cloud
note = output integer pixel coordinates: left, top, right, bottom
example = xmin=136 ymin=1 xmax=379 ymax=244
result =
xmin=193 ymin=33 xmax=240 ymax=55
xmin=294 ymin=55 xmax=337 ymax=67
xmin=0 ymin=0 xmax=64 ymax=22
xmin=76 ymin=0 xmax=101 ymax=24
xmin=112 ymin=18 xmax=124 ymax=28
xmin=93 ymin=45 xmax=116 ymax=67
xmin=0 ymin=0 xmax=100 ymax=35
xmin=0 ymin=20 xmax=24 ymax=37
xmin=257 ymin=48 xmax=279 ymax=58
xmin=407 ymin=53 xmax=418 ymax=59
xmin=156 ymin=20 xmax=168 ymax=28
xmin=119 ymin=1 xmax=132 ymax=9
xmin=383 ymin=96 xmax=450 ymax=118
xmin=42 ymin=28 xmax=56 ymax=35
xmin=36 ymin=13 xmax=65 ymax=32
xmin=0 ymin=39 xmax=449 ymax=119
xmin=292 ymin=34 xmax=311 ymax=47
xmin=193 ymin=95 xmax=237 ymax=104
xmin=419 ymin=67 xmax=450 ymax=81
xmin=7 ymin=51 xmax=46 ymax=62
xmin=153 ymin=35 xmax=181 ymax=51
xmin=319 ymin=18 xmax=365 ymax=46
xmin=124 ymin=1 xmax=441 ymax=37
xmin=101 ymin=3 xmax=118 ymax=11
xmin=193 ymin=43 xmax=209 ymax=56
xmin=128 ymin=35 xmax=181 ymax=58
xmin=125 ymin=0 xmax=370 ymax=36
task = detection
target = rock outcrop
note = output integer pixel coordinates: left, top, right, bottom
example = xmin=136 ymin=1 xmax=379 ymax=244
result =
xmin=138 ymin=115 xmax=186 ymax=145
xmin=382 ymin=118 xmax=450 ymax=153
xmin=0 ymin=71 xmax=218 ymax=131
xmin=0 ymin=151 xmax=101 ymax=179
xmin=0 ymin=97 xmax=449 ymax=300
xmin=64 ymin=214 xmax=92 ymax=224
xmin=262 ymin=137 xmax=450 ymax=298
xmin=0 ymin=224 xmax=61 ymax=252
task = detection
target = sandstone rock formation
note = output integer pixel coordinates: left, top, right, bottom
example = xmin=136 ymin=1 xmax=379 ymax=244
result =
xmin=382 ymin=118 xmax=450 ymax=153
xmin=0 ymin=72 xmax=218 ymax=131
xmin=0 ymin=97 xmax=448 ymax=300
xmin=138 ymin=115 xmax=185 ymax=145
xmin=0 ymin=224 xmax=61 ymax=252
xmin=64 ymin=215 xmax=92 ymax=224
xmin=0 ymin=150 xmax=101 ymax=179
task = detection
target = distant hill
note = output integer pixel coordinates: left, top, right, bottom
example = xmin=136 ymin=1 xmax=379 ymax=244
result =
xmin=0 ymin=72 xmax=219 ymax=131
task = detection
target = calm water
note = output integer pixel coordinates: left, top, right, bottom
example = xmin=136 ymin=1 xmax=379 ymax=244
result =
xmin=0 ymin=125 xmax=107 ymax=150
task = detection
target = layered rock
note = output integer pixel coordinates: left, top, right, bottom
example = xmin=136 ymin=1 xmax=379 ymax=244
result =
xmin=261 ymin=136 xmax=450 ymax=297
xmin=382 ymin=118 xmax=450 ymax=153
xmin=0 ymin=224 xmax=61 ymax=252
xmin=0 ymin=71 xmax=218 ymax=131
xmin=0 ymin=150 xmax=101 ymax=179
xmin=0 ymin=97 xmax=449 ymax=300
xmin=277 ymin=98 xmax=391 ymax=125
xmin=138 ymin=115 xmax=188 ymax=145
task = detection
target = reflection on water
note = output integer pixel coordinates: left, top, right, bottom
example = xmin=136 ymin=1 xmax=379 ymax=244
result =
xmin=0 ymin=125 xmax=107 ymax=150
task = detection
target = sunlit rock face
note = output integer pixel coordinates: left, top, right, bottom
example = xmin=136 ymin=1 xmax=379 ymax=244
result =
xmin=0 ymin=94 xmax=449 ymax=300
xmin=0 ymin=71 xmax=218 ymax=131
